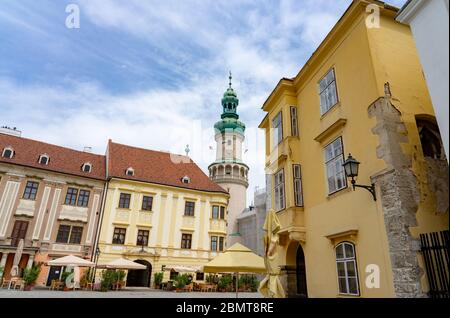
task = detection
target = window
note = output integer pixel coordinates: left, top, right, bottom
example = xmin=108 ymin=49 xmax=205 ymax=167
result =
xmin=212 ymin=206 xmax=219 ymax=219
xmin=142 ymin=196 xmax=153 ymax=211
xmin=137 ymin=230 xmax=149 ymax=246
xmin=416 ymin=119 xmax=444 ymax=159
xmin=38 ymin=154 xmax=49 ymax=165
xmin=82 ymin=163 xmax=92 ymax=173
xmin=23 ymin=181 xmax=39 ymax=200
xmin=2 ymin=147 xmax=14 ymax=159
xmin=56 ymin=225 xmax=83 ymax=244
xmin=219 ymin=236 xmax=224 ymax=252
xmin=196 ymin=272 xmax=204 ymax=281
xmin=181 ymin=233 xmax=192 ymax=249
xmin=77 ymin=190 xmax=90 ymax=207
xmin=290 ymin=106 xmax=299 ymax=137
xmin=319 ymin=68 xmax=339 ymax=115
xmin=126 ymin=167 xmax=134 ymax=176
xmin=184 ymin=201 xmax=195 ymax=216
xmin=64 ymin=188 xmax=90 ymax=207
xmin=274 ymin=169 xmax=285 ymax=211
xmin=324 ymin=137 xmax=347 ymax=194
xmin=220 ymin=206 xmax=225 ymax=220
xmin=119 ymin=193 xmax=131 ymax=209
xmin=211 ymin=236 xmax=218 ymax=251
xmin=336 ymin=242 xmax=360 ymax=296
xmin=69 ymin=226 xmax=83 ymax=244
xmin=181 ymin=176 xmax=191 ymax=184
xmin=64 ymin=188 xmax=78 ymax=206
xmin=11 ymin=220 xmax=28 ymax=247
xmin=272 ymin=112 xmax=283 ymax=147
xmin=293 ymin=165 xmax=303 ymax=207
xmin=112 ymin=228 xmax=126 ymax=245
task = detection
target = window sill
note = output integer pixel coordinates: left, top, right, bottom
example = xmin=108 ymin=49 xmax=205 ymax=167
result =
xmin=326 ymin=185 xmax=350 ymax=199
xmin=320 ymin=102 xmax=341 ymax=120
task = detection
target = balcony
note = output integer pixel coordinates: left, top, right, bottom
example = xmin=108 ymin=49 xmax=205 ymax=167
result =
xmin=59 ymin=205 xmax=88 ymax=223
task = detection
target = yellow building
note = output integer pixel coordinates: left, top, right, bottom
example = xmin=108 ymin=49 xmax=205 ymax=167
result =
xmin=97 ymin=141 xmax=229 ymax=287
xmin=259 ymin=0 xmax=448 ymax=298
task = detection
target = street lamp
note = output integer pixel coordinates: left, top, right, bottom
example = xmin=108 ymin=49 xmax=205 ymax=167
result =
xmin=342 ymin=154 xmax=376 ymax=201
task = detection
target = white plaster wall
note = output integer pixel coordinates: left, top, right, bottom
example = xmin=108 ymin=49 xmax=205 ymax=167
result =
xmin=219 ymin=182 xmax=247 ymax=244
xmin=399 ymin=0 xmax=449 ymax=160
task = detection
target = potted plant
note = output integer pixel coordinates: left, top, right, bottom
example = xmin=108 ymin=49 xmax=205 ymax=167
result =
xmin=22 ymin=263 xmax=42 ymax=291
xmin=100 ymin=269 xmax=115 ymax=292
xmin=173 ymin=274 xmax=189 ymax=292
xmin=218 ymin=275 xmax=233 ymax=292
xmin=60 ymin=270 xmax=72 ymax=291
xmin=154 ymin=272 xmax=163 ymax=289
xmin=115 ymin=270 xmax=126 ymax=289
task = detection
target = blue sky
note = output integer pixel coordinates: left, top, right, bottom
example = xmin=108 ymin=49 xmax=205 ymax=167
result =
xmin=0 ymin=0 xmax=406 ymax=203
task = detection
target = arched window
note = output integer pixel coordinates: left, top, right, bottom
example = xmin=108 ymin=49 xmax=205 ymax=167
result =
xmin=335 ymin=242 xmax=360 ymax=296
xmin=38 ymin=154 xmax=49 ymax=165
xmin=2 ymin=147 xmax=14 ymax=159
xmin=126 ymin=167 xmax=135 ymax=177
xmin=82 ymin=163 xmax=92 ymax=173
xmin=416 ymin=118 xmax=444 ymax=159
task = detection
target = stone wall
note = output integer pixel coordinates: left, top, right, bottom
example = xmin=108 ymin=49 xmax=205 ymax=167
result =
xmin=369 ymin=96 xmax=426 ymax=298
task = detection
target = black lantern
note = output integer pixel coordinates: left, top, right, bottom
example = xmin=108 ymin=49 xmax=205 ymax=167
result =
xmin=343 ymin=153 xmax=376 ymax=201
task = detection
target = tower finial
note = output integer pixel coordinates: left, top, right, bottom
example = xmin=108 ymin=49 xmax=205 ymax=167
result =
xmin=229 ymin=71 xmax=232 ymax=88
xmin=185 ymin=144 xmax=190 ymax=156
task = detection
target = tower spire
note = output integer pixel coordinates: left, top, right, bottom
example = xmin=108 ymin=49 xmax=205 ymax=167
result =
xmin=229 ymin=71 xmax=232 ymax=88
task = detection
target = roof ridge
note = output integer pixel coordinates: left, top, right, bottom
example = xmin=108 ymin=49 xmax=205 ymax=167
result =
xmin=0 ymin=132 xmax=105 ymax=158
xmin=109 ymin=140 xmax=191 ymax=161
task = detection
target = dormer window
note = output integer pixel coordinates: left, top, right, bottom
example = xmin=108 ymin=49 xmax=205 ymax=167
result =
xmin=38 ymin=154 xmax=49 ymax=165
xmin=126 ymin=167 xmax=135 ymax=177
xmin=181 ymin=176 xmax=191 ymax=184
xmin=82 ymin=163 xmax=92 ymax=173
xmin=2 ymin=147 xmax=14 ymax=159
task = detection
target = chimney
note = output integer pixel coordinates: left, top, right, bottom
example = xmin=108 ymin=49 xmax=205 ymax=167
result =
xmin=83 ymin=146 xmax=93 ymax=153
xmin=0 ymin=126 xmax=22 ymax=137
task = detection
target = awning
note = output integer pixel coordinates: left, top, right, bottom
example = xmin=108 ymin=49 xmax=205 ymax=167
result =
xmin=97 ymin=258 xmax=147 ymax=270
xmin=47 ymin=255 xmax=95 ymax=267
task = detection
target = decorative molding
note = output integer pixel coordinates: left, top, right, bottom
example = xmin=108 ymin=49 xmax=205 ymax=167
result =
xmin=85 ymin=194 xmax=100 ymax=245
xmin=32 ymin=186 xmax=51 ymax=240
xmin=396 ymin=0 xmax=428 ymax=24
xmin=59 ymin=205 xmax=89 ymax=223
xmin=43 ymin=188 xmax=61 ymax=241
xmin=314 ymin=118 xmax=347 ymax=143
xmin=0 ymin=181 xmax=20 ymax=237
xmin=325 ymin=228 xmax=359 ymax=244
xmin=52 ymin=244 xmax=82 ymax=253
xmin=15 ymin=199 xmax=36 ymax=217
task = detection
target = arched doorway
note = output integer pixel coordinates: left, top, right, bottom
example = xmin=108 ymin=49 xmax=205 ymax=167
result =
xmin=126 ymin=260 xmax=152 ymax=287
xmin=296 ymin=245 xmax=308 ymax=298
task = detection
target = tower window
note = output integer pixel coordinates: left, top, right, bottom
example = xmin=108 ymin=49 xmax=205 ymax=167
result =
xmin=2 ymin=147 xmax=14 ymax=159
xmin=38 ymin=154 xmax=49 ymax=165
xmin=416 ymin=118 xmax=444 ymax=159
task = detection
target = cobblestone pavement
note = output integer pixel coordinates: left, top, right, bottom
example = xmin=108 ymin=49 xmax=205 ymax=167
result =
xmin=0 ymin=287 xmax=263 ymax=298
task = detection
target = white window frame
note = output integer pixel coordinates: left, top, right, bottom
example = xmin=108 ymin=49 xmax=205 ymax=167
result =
xmin=293 ymin=164 xmax=303 ymax=207
xmin=272 ymin=111 xmax=283 ymax=148
xmin=324 ymin=137 xmax=347 ymax=195
xmin=335 ymin=242 xmax=360 ymax=296
xmin=181 ymin=176 xmax=191 ymax=184
xmin=2 ymin=147 xmax=14 ymax=159
xmin=126 ymin=167 xmax=135 ymax=176
xmin=319 ymin=68 xmax=339 ymax=115
xmin=290 ymin=106 xmax=299 ymax=137
xmin=274 ymin=169 xmax=285 ymax=211
xmin=38 ymin=154 xmax=49 ymax=165
xmin=82 ymin=162 xmax=92 ymax=173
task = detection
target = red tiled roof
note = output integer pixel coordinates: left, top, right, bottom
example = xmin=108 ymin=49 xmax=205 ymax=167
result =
xmin=0 ymin=133 xmax=106 ymax=181
xmin=107 ymin=140 xmax=228 ymax=194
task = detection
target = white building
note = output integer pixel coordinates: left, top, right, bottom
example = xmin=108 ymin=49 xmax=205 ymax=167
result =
xmin=209 ymin=74 xmax=249 ymax=246
xmin=397 ymin=0 xmax=449 ymax=161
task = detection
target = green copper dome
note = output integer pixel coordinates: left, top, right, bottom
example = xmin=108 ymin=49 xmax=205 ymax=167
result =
xmin=221 ymin=72 xmax=239 ymax=120
xmin=215 ymin=72 xmax=246 ymax=135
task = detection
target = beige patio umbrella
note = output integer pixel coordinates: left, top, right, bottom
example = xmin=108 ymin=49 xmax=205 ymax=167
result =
xmin=97 ymin=258 xmax=146 ymax=270
xmin=10 ymin=239 xmax=24 ymax=278
xmin=258 ymin=209 xmax=286 ymax=298
xmin=47 ymin=255 xmax=94 ymax=290
xmin=203 ymin=243 xmax=267 ymax=298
